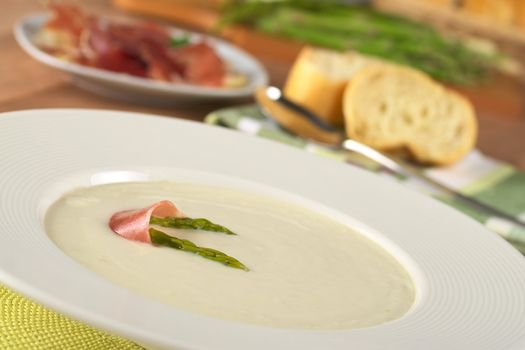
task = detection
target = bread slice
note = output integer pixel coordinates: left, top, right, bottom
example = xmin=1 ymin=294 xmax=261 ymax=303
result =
xmin=284 ymin=46 xmax=377 ymax=127
xmin=514 ymin=0 xmax=525 ymax=32
xmin=462 ymin=0 xmax=515 ymax=25
xmin=343 ymin=65 xmax=477 ymax=165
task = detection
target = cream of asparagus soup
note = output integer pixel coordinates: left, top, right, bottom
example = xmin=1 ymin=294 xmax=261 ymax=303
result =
xmin=45 ymin=181 xmax=415 ymax=330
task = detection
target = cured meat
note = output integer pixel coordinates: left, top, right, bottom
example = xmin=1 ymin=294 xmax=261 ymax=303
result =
xmin=171 ymin=42 xmax=225 ymax=86
xmin=39 ymin=3 xmax=227 ymax=86
xmin=86 ymin=20 xmax=148 ymax=76
xmin=109 ymin=200 xmax=185 ymax=243
xmin=46 ymin=2 xmax=91 ymax=40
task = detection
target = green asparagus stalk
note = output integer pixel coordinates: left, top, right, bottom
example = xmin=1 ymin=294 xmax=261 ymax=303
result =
xmin=219 ymin=1 xmax=502 ymax=85
xmin=257 ymin=8 xmax=492 ymax=84
xmin=258 ymin=17 xmax=347 ymax=50
xmin=150 ymin=216 xmax=236 ymax=235
xmin=272 ymin=7 xmax=435 ymax=40
xmin=149 ymin=228 xmax=248 ymax=270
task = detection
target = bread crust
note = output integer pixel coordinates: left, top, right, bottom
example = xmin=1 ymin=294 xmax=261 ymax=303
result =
xmin=284 ymin=46 xmax=372 ymax=127
xmin=343 ymin=65 xmax=477 ymax=165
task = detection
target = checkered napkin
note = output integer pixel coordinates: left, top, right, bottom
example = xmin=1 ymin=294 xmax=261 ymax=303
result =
xmin=205 ymin=104 xmax=525 ymax=255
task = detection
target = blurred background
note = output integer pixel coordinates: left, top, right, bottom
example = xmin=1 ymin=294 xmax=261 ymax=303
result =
xmin=2 ymin=0 xmax=524 ymax=169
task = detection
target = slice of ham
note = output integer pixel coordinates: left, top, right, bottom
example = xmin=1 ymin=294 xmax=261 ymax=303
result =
xmin=86 ymin=20 xmax=149 ymax=77
xmin=109 ymin=200 xmax=185 ymax=243
xmin=170 ymin=41 xmax=225 ymax=86
xmin=42 ymin=3 xmax=227 ymax=86
xmin=46 ymin=2 xmax=92 ymax=40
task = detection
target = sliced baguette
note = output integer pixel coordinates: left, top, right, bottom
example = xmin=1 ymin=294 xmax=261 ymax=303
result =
xmin=343 ymin=65 xmax=477 ymax=165
xmin=462 ymin=0 xmax=515 ymax=25
xmin=283 ymin=46 xmax=377 ymax=127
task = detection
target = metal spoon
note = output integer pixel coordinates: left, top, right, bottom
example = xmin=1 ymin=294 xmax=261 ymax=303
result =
xmin=255 ymin=85 xmax=525 ymax=230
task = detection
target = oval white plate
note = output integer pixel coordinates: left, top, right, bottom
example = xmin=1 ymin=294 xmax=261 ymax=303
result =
xmin=1 ymin=109 xmax=525 ymax=350
xmin=13 ymin=14 xmax=268 ymax=104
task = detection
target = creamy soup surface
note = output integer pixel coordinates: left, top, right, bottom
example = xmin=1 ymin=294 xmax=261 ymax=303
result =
xmin=45 ymin=181 xmax=415 ymax=330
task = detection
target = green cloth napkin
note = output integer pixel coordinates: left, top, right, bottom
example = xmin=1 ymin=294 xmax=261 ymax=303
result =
xmin=205 ymin=104 xmax=525 ymax=254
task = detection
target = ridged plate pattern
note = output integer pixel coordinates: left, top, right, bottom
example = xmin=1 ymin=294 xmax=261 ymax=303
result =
xmin=0 ymin=109 xmax=524 ymax=350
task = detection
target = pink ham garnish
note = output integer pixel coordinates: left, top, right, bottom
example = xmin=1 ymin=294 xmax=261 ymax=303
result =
xmin=43 ymin=3 xmax=227 ymax=86
xmin=109 ymin=200 xmax=185 ymax=243
xmin=170 ymin=41 xmax=225 ymax=86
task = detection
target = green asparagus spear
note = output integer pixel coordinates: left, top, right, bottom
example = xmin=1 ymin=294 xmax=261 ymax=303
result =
xmin=149 ymin=228 xmax=248 ymax=270
xmin=150 ymin=216 xmax=237 ymax=235
xmin=257 ymin=8 xmax=494 ymax=85
xmin=219 ymin=1 xmax=501 ymax=85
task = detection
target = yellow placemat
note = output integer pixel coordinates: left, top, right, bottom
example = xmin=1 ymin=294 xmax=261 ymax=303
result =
xmin=0 ymin=285 xmax=143 ymax=350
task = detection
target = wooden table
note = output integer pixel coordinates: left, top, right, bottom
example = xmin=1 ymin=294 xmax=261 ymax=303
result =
xmin=2 ymin=0 xmax=525 ymax=170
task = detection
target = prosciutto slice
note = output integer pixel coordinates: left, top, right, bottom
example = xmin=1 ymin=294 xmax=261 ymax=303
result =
xmin=171 ymin=42 xmax=225 ymax=86
xmin=40 ymin=3 xmax=226 ymax=87
xmin=109 ymin=200 xmax=184 ymax=243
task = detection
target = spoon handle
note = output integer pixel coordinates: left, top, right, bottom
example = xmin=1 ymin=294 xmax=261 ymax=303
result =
xmin=342 ymin=140 xmax=409 ymax=176
xmin=342 ymin=139 xmax=525 ymax=230
xmin=265 ymin=86 xmax=339 ymax=132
